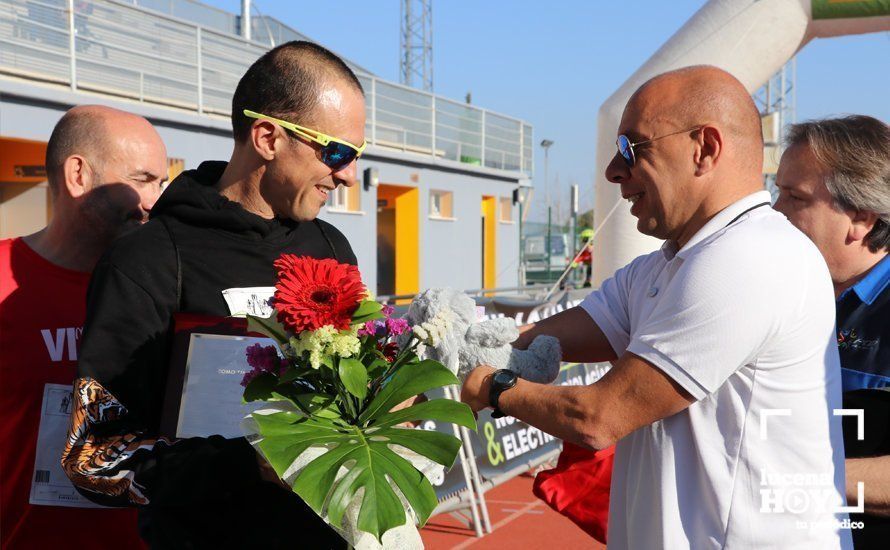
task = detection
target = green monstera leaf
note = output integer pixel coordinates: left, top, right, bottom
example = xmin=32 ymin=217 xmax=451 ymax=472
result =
xmin=253 ymin=360 xmax=476 ymax=542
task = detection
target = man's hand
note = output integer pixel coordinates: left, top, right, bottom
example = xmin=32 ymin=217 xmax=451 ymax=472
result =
xmin=508 ymin=306 xmax=617 ymax=363
xmin=390 ymin=393 xmax=428 ymax=413
xmin=512 ymin=324 xmax=535 ymax=350
xmin=460 ymin=365 xmax=496 ymax=414
xmin=390 ymin=393 xmax=428 ymax=427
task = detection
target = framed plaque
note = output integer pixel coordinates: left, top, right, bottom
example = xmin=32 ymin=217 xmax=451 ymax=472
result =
xmin=159 ymin=314 xmax=276 ymax=439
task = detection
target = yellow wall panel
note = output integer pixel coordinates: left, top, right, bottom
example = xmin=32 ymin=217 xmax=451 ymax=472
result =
xmin=482 ymin=196 xmax=496 ymax=289
xmin=395 ymin=187 xmax=419 ymax=296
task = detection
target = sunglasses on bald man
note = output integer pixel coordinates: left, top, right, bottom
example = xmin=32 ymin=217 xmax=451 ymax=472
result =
xmin=616 ymin=126 xmax=704 ymax=167
xmin=243 ymin=109 xmax=366 ymax=171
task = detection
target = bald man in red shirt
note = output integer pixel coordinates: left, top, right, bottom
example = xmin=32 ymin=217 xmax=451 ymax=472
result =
xmin=0 ymin=105 xmax=167 ymax=548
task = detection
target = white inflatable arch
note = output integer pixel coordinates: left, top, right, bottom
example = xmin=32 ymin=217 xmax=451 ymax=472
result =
xmin=592 ymin=0 xmax=890 ymax=285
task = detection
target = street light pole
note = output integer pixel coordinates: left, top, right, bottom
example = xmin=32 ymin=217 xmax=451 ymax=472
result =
xmin=540 ymin=139 xmax=554 ymax=284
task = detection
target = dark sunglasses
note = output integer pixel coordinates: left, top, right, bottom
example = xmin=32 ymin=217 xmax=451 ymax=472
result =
xmin=311 ymin=140 xmax=363 ymax=171
xmin=616 ymin=126 xmax=703 ymax=167
xmin=242 ymin=110 xmax=367 ymax=171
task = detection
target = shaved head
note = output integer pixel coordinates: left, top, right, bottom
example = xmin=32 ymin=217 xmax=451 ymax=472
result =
xmin=45 ymin=105 xmax=160 ymax=195
xmin=231 ymin=41 xmax=364 ymax=142
xmin=606 ymin=65 xmax=766 ymax=246
xmin=630 ymin=65 xmax=763 ymax=174
xmin=44 ymin=104 xmax=167 ymax=241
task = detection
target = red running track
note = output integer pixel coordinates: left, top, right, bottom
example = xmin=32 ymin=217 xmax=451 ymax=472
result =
xmin=421 ymin=474 xmax=606 ymax=549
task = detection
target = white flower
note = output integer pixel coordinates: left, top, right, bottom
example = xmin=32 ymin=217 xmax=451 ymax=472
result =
xmin=413 ymin=308 xmax=455 ymax=347
xmin=292 ymin=325 xmax=361 ymax=369
xmin=426 ymin=325 xmax=441 ymax=347
xmin=308 ymin=349 xmax=323 ymax=370
xmin=330 ymin=332 xmax=360 ymax=358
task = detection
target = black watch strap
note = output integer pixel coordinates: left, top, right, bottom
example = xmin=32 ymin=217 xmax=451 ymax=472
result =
xmin=489 ymin=369 xmax=518 ymax=419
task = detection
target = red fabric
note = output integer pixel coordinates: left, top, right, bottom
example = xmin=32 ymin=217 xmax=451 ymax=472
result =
xmin=577 ymin=247 xmax=592 ymax=264
xmin=533 ymin=442 xmax=615 ymax=544
xmin=0 ymin=238 xmax=145 ymax=549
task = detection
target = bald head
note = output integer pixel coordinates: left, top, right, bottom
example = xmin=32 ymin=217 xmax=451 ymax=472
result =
xmin=45 ymin=105 xmax=161 ymax=195
xmin=629 ymin=65 xmax=763 ymax=174
xmin=606 ymin=66 xmax=767 ymax=245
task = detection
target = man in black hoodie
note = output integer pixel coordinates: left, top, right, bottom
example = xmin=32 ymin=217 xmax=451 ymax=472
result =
xmin=62 ymin=42 xmax=365 ymax=548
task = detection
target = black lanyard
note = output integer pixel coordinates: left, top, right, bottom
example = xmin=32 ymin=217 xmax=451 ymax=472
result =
xmin=724 ymin=202 xmax=770 ymax=229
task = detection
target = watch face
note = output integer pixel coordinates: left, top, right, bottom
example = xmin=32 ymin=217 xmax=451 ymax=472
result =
xmin=493 ymin=370 xmax=516 ymax=385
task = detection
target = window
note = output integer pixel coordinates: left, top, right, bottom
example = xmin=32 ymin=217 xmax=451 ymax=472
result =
xmin=550 ymin=235 xmax=566 ymax=256
xmin=429 ymin=190 xmax=454 ymax=219
xmin=499 ymin=197 xmax=514 ymax=223
xmin=327 ymin=184 xmax=362 ymax=212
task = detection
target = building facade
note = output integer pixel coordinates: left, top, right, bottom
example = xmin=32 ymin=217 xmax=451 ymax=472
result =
xmin=0 ymin=0 xmax=533 ymax=295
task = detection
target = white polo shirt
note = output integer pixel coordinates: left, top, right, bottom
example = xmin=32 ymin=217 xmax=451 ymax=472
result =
xmin=582 ymin=191 xmax=852 ymax=549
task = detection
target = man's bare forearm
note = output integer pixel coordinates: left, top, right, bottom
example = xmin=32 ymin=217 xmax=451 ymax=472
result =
xmin=495 ymin=377 xmax=611 ymax=449
xmin=846 ymin=456 xmax=890 ymax=517
xmin=490 ymin=352 xmax=694 ymax=451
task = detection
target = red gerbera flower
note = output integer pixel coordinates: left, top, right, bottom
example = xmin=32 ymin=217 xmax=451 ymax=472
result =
xmin=272 ymin=255 xmax=366 ymax=333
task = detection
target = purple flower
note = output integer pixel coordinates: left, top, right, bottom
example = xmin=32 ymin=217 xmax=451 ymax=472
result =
xmin=382 ymin=304 xmax=395 ymax=317
xmin=246 ymin=343 xmax=284 ymax=373
xmin=386 ymin=317 xmax=410 ymax=336
xmin=241 ymin=369 xmax=260 ymax=388
xmin=241 ymin=344 xmax=289 ymax=387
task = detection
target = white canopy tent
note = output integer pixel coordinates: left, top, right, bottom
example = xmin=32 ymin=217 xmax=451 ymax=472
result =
xmin=592 ymin=0 xmax=890 ymax=285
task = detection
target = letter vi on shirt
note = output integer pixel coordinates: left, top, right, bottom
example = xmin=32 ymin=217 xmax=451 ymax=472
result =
xmin=40 ymin=327 xmax=82 ymax=362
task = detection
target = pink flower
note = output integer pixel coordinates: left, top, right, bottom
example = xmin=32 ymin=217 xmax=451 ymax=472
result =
xmin=382 ymin=304 xmax=395 ymax=317
xmin=358 ymin=320 xmax=379 ymax=337
xmin=385 ymin=317 xmax=410 ymax=336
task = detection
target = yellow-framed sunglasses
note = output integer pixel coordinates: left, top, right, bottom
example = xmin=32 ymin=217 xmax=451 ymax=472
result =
xmin=243 ymin=109 xmax=366 ymax=170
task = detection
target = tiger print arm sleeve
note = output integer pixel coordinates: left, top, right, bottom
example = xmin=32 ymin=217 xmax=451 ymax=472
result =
xmin=62 ymin=253 xmax=262 ymax=507
xmin=61 ymin=377 xmax=169 ymax=506
xmin=61 ymin=376 xmax=260 ymax=507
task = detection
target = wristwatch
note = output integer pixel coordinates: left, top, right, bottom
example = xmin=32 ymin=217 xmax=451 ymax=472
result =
xmin=488 ymin=369 xmax=518 ymax=419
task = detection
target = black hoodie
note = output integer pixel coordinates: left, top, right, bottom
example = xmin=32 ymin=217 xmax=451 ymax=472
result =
xmin=66 ymin=162 xmax=352 ymax=548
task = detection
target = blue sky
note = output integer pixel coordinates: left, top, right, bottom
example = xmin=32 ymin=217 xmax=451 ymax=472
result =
xmin=203 ymin=0 xmax=889 ymax=221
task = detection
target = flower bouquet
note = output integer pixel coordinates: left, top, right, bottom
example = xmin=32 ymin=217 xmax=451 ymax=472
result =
xmin=240 ymin=254 xmax=476 ymax=545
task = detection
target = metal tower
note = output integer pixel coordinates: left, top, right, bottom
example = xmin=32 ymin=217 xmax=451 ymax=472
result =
xmin=753 ymin=58 xmax=797 ymax=199
xmin=400 ymin=0 xmax=433 ymax=91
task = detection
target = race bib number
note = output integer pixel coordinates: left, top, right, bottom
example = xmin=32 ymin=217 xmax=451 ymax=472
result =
xmin=29 ymin=383 xmax=105 ymax=508
xmin=221 ymin=287 xmax=276 ymax=317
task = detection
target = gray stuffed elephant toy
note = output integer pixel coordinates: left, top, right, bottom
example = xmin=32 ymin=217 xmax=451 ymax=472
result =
xmin=401 ymin=288 xmax=562 ymax=384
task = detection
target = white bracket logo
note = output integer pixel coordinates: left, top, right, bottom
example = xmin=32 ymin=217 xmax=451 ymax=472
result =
xmin=759 ymin=408 xmax=791 ymax=440
xmin=833 ymin=409 xmax=865 ymax=441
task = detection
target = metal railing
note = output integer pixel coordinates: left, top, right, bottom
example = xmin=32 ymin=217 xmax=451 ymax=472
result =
xmin=376 ymin=284 xmax=563 ymax=305
xmin=0 ymin=0 xmax=533 ymax=175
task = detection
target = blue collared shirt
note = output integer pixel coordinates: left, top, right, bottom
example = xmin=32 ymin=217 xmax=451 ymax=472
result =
xmin=838 ymin=254 xmax=890 ymax=392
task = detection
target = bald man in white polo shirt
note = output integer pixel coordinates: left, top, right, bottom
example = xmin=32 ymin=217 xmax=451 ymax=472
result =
xmin=461 ymin=66 xmax=852 ymax=549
